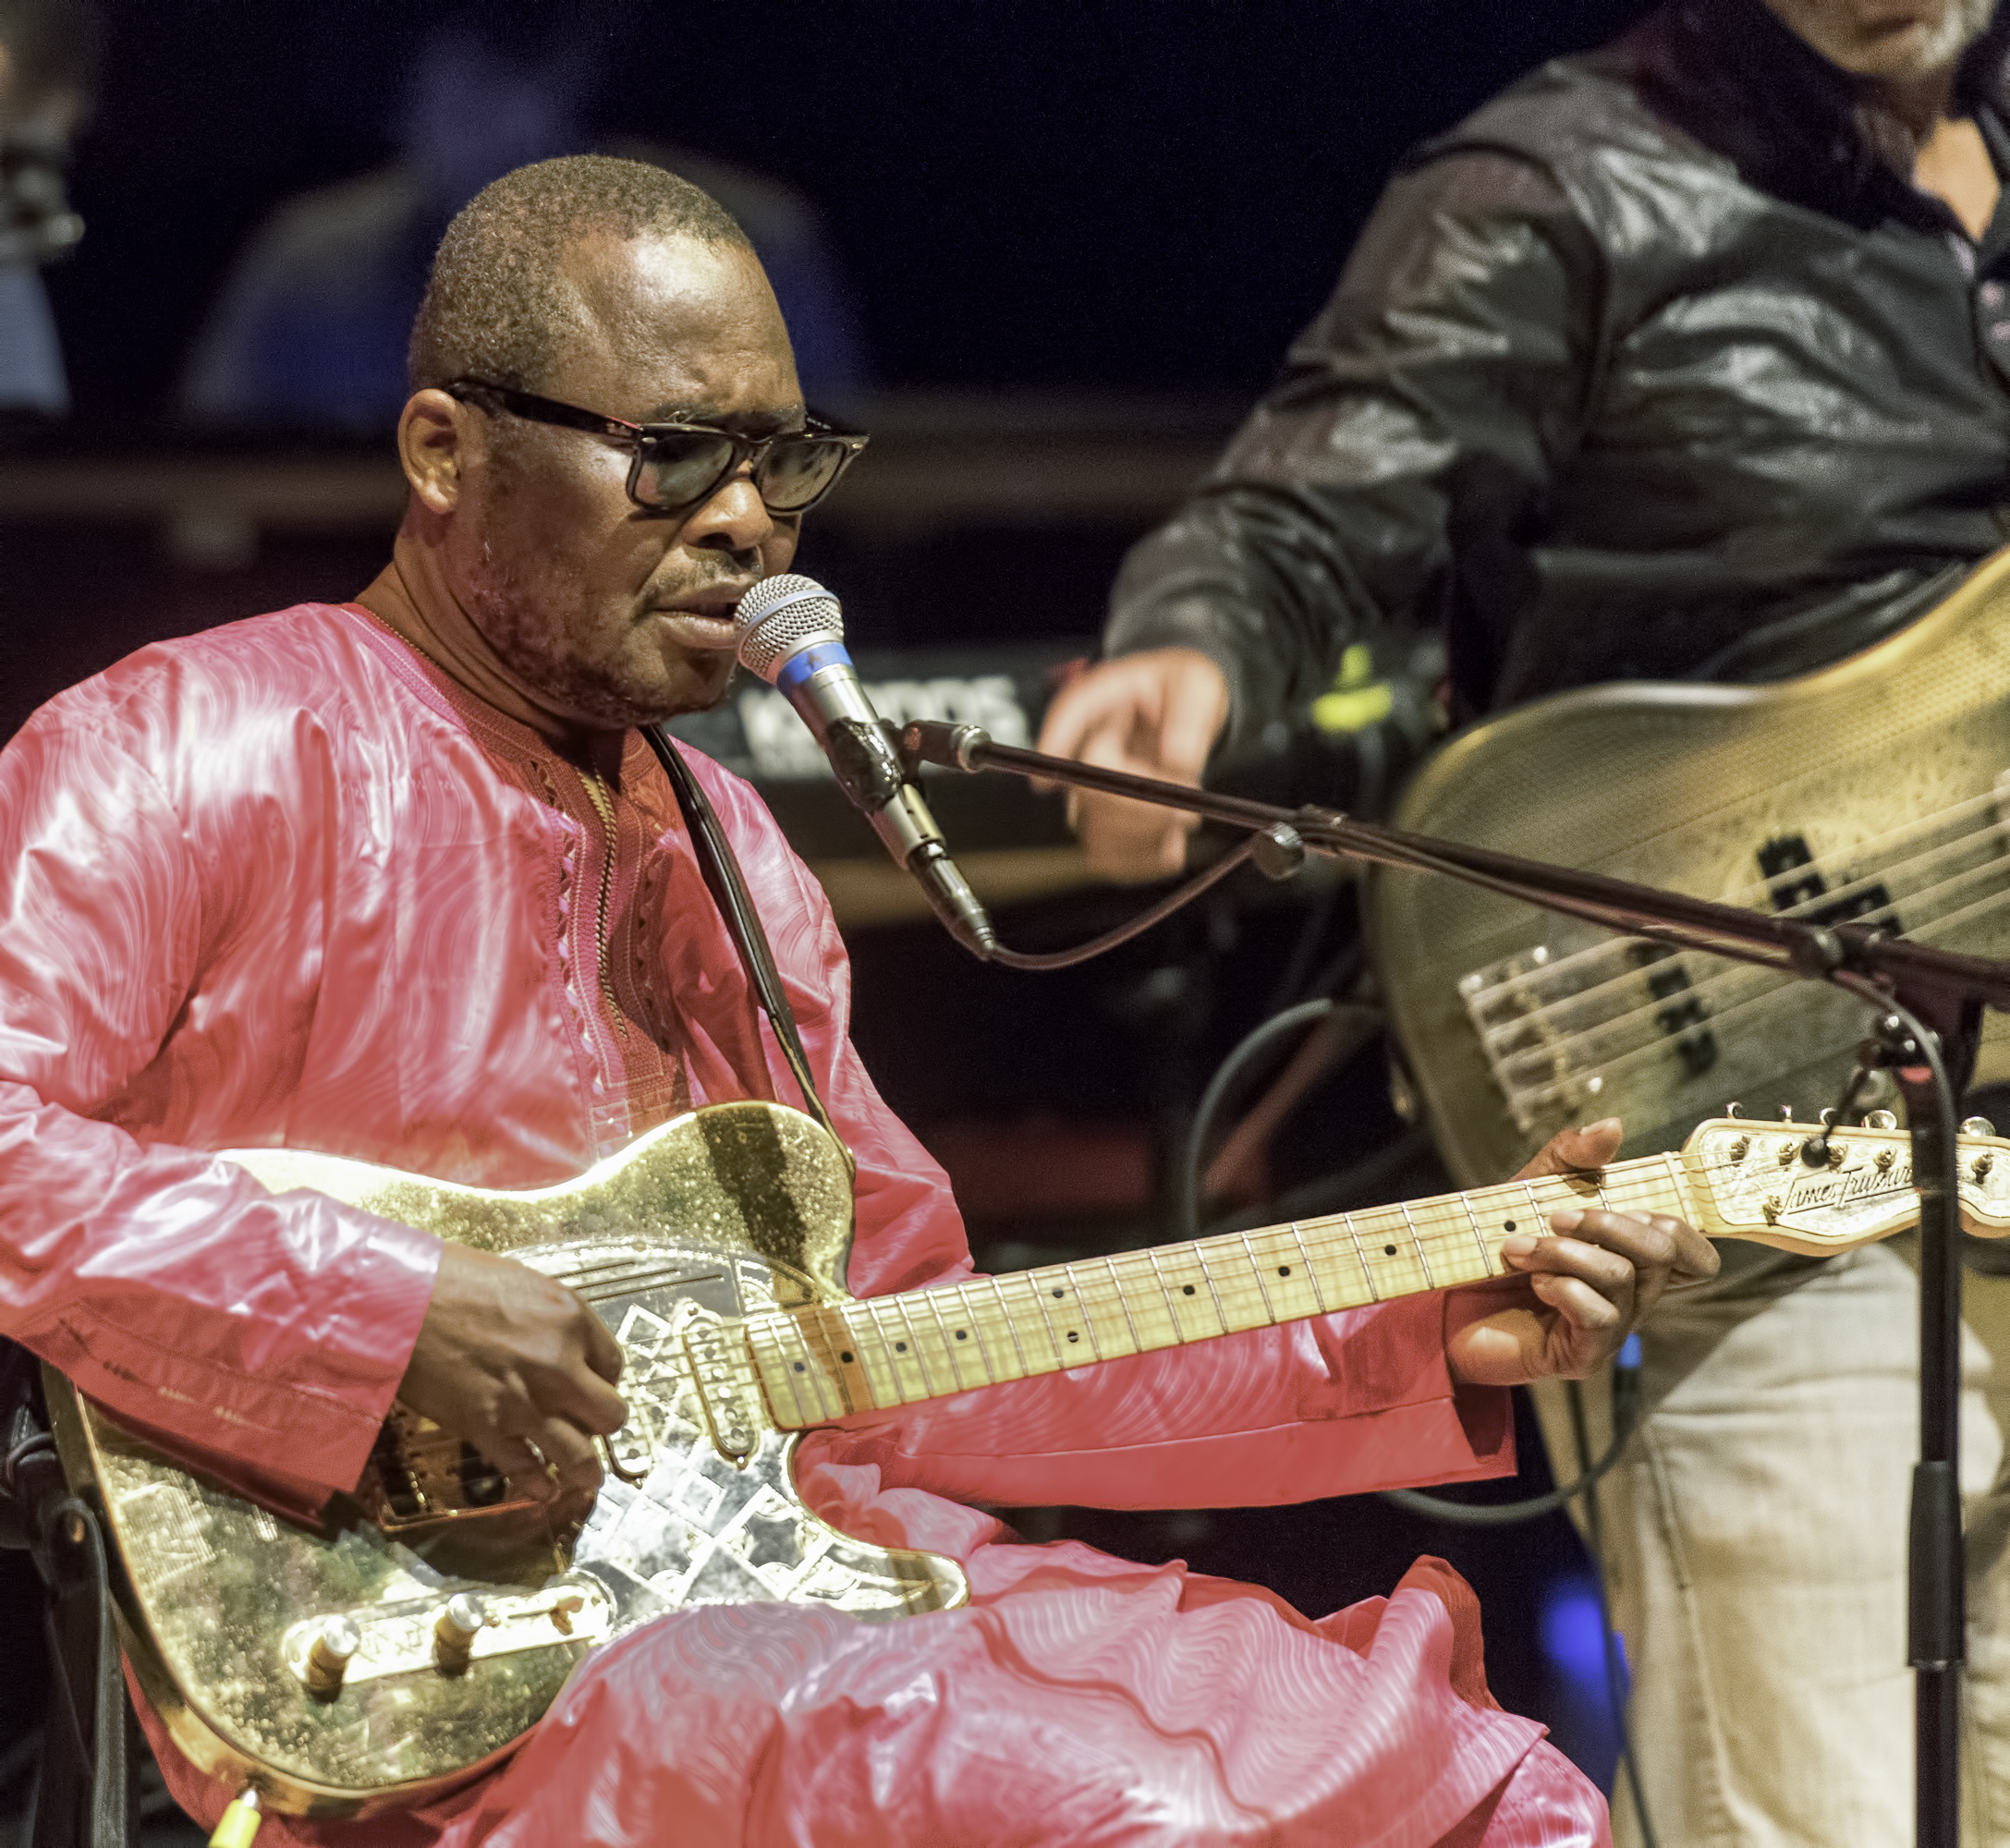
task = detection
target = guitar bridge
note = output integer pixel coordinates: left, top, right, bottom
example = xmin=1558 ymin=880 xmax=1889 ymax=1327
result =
xmin=360 ymin=1406 xmax=542 ymax=1534
xmin=1456 ymin=945 xmax=1607 ymax=1135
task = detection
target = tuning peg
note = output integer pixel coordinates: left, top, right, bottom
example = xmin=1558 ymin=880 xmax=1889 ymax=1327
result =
xmin=1724 ymin=1102 xmax=1744 ymax=1117
xmin=1963 ymin=1116 xmax=1997 ymax=1138
xmin=1778 ymin=1105 xmax=1795 ymax=1121
xmin=1867 ymin=1110 xmax=1898 ymax=1130
xmin=1819 ymin=1108 xmax=1838 ymax=1125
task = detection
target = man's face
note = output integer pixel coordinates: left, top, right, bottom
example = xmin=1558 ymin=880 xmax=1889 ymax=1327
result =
xmin=1760 ymin=0 xmax=1998 ymax=77
xmin=445 ymin=232 xmax=805 ymax=731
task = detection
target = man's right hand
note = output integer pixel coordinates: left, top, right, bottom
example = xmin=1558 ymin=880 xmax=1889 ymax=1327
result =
xmin=1035 ymin=648 xmax=1230 ymax=881
xmin=397 ymin=1242 xmax=627 ymax=1510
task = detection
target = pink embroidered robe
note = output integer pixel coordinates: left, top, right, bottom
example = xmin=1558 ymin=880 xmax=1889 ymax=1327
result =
xmin=0 ymin=604 xmax=1605 ymax=1846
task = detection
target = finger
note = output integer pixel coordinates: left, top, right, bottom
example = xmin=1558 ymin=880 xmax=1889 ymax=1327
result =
xmin=1525 ymin=1269 xmax=1629 ymax=1335
xmin=544 ymin=1364 xmax=629 ymax=1437
xmin=579 ymin=1306 xmax=624 ymax=1386
xmin=1502 ymin=1229 xmax=1640 ymax=1298
xmin=1152 ymin=669 xmax=1230 ymax=784
xmin=530 ymin=1416 xmax=605 ymax=1496
xmin=1514 ymin=1116 xmax=1624 ymax=1181
xmin=1037 ymin=672 xmax=1136 ymax=761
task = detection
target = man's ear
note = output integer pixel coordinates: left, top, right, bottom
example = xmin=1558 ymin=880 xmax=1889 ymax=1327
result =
xmin=397 ymin=389 xmax=467 ymax=515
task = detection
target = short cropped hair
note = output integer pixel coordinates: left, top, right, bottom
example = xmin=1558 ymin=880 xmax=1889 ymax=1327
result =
xmin=408 ymin=155 xmax=750 ymax=395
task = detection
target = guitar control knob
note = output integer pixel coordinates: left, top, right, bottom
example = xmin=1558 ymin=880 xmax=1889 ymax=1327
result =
xmin=1962 ymin=1117 xmax=1997 ymax=1139
xmin=304 ymin=1614 xmax=359 ymax=1699
xmin=434 ymin=1593 xmax=487 ymax=1664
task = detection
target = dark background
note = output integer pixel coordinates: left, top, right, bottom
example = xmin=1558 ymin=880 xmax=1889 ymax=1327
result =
xmin=4 ymin=0 xmax=1664 ymax=1828
xmin=51 ymin=0 xmax=1649 ymax=412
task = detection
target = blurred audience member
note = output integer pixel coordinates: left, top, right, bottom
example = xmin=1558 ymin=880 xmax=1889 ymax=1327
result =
xmin=177 ymin=11 xmax=865 ymax=429
xmin=0 ymin=0 xmax=97 ymax=416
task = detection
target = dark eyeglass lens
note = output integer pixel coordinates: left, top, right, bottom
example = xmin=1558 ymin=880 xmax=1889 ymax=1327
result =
xmin=755 ymin=438 xmax=849 ymax=510
xmin=635 ymin=432 xmax=738 ymax=508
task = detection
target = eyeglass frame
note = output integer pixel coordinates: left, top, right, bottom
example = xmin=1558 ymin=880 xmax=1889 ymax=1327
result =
xmin=441 ymin=377 xmax=870 ymax=517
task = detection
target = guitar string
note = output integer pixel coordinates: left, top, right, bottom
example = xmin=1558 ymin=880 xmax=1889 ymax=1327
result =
xmin=1472 ymin=849 xmax=2007 ymax=1071
xmin=1470 ymin=849 xmax=2010 ymax=1090
xmin=1487 ymin=875 xmax=2010 ymax=1116
xmin=1463 ymin=809 xmax=2010 ymax=1051
xmin=380 ymin=1142 xmax=1962 ymax=1468
xmin=1459 ymin=789 xmax=2006 ymax=1013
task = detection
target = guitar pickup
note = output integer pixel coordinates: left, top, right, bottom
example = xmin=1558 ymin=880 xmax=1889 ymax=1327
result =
xmin=280 ymin=1572 xmax=614 ymax=1695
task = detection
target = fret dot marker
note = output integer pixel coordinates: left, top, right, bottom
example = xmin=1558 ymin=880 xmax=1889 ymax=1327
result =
xmin=1052 ymin=1288 xmax=1065 ymax=1298
xmin=1278 ymin=1266 xmax=1291 ymax=1276
xmin=792 ymin=1362 xmax=806 ymax=1372
xmin=1066 ymin=1331 xmax=1079 ymax=1343
xmin=1383 ymin=1245 xmax=1397 ymax=1256
xmin=955 ymin=1330 xmax=968 ymax=1341
xmin=1504 ymin=1220 xmax=1516 ymax=1232
xmin=1182 ymin=1284 xmax=1196 ymax=1295
xmin=839 ymin=1351 xmax=854 ymax=1365
xmin=895 ymin=1342 xmax=908 ymax=1353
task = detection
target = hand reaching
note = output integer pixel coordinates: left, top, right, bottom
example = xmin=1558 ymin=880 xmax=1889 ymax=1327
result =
xmin=397 ymin=1242 xmax=627 ymax=1513
xmin=1444 ymin=1118 xmax=1719 ymax=1389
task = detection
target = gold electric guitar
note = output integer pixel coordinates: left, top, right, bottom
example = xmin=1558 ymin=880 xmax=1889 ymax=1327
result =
xmin=1366 ymin=546 xmax=2010 ymax=1187
xmin=46 ymin=1100 xmax=2010 ymax=1818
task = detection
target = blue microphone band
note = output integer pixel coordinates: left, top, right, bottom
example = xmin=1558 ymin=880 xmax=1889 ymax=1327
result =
xmin=774 ymin=641 xmax=855 ymax=697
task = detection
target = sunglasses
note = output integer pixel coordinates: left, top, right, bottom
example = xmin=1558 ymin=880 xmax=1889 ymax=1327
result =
xmin=443 ymin=378 xmax=869 ymax=517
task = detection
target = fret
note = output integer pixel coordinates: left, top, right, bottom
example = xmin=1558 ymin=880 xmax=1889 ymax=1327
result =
xmin=1342 ymin=1213 xmax=1380 ymax=1300
xmin=772 ymin=1315 xmax=848 ymax=1423
xmin=804 ymin=1306 xmax=887 ymax=1416
xmin=1058 ymin=1262 xmax=1103 ymax=1361
xmin=865 ymin=1296 xmax=934 ymax=1404
xmin=1142 ymin=1245 xmax=1226 ymax=1343
xmin=1188 ymin=1243 xmax=1237 ymax=1331
xmin=1236 ymin=1232 xmax=1279 ymax=1324
xmin=1285 ymin=1222 xmax=1330 ymax=1312
xmin=951 ymin=1280 xmax=1012 ymax=1385
xmin=1240 ymin=1223 xmax=1324 ymax=1324
xmin=892 ymin=1294 xmax=944 ymax=1390
xmin=976 ymin=1275 xmax=1034 ymax=1382
xmin=917 ymin=1286 xmax=993 ymax=1392
xmin=745 ymin=1317 xmax=817 ymax=1427
xmin=1101 ymin=1256 xmax=1148 ymax=1354
xmin=1399 ymin=1199 xmax=1433 ymax=1287
xmin=999 ymin=1269 xmax=1069 ymax=1368
xmin=1352 ymin=1207 xmax=1433 ymax=1298
xmin=830 ymin=1303 xmax=900 ymax=1409
xmin=1459 ymin=1192 xmax=1496 ymax=1276
xmin=1113 ymin=1251 xmax=1180 ymax=1348
xmin=1064 ymin=1256 xmax=1139 ymax=1359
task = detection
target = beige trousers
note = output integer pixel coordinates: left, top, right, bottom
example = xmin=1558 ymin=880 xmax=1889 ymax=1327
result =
xmin=1533 ymin=1242 xmax=2010 ymax=1847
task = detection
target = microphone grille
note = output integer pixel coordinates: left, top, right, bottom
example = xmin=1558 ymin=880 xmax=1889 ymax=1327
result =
xmin=735 ymin=573 xmax=845 ymax=681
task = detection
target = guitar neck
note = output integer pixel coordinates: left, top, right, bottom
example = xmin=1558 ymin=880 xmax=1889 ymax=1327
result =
xmin=741 ymin=1151 xmax=1693 ymax=1429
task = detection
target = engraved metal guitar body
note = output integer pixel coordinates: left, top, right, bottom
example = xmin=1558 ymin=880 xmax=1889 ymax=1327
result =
xmin=48 ymin=1101 xmax=2010 ymax=1819
xmin=44 ymin=1101 xmax=962 ymax=1820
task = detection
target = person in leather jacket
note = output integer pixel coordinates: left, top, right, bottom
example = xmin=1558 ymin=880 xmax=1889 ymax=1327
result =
xmin=1041 ymin=0 xmax=2010 ymax=1841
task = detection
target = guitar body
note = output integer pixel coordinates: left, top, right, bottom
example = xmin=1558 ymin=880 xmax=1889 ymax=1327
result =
xmin=45 ymin=1100 xmax=966 ymax=1818
xmin=1366 ymin=547 xmax=2010 ymax=1185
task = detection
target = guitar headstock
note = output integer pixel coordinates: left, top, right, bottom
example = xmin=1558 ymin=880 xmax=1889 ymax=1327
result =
xmin=1678 ymin=1112 xmax=2010 ymax=1254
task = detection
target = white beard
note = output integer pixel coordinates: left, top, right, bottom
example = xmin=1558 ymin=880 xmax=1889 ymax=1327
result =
xmin=1902 ymin=0 xmax=2000 ymax=75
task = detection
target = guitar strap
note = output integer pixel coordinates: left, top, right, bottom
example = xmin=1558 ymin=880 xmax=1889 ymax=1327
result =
xmin=642 ymin=723 xmax=841 ymax=1149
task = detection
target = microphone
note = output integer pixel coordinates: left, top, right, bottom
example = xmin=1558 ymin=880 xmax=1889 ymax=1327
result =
xmin=734 ymin=574 xmax=998 ymax=957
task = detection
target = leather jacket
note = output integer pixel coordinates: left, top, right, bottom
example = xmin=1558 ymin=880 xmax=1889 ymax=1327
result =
xmin=1106 ymin=0 xmax=2010 ymax=763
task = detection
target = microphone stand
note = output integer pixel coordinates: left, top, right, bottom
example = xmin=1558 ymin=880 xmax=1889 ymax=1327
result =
xmin=902 ymin=720 xmax=2008 ymax=1848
